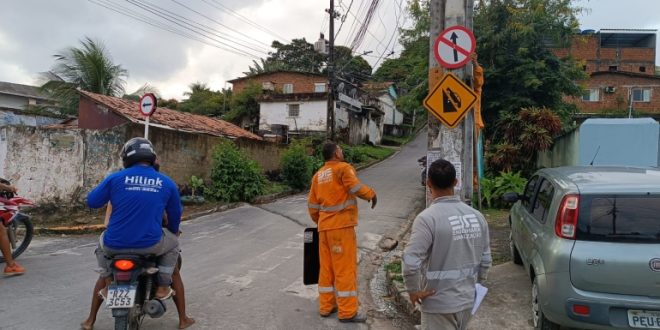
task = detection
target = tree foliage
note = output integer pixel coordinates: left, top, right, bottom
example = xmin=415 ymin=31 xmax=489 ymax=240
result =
xmin=225 ymin=83 xmax=262 ymax=125
xmin=41 ymin=37 xmax=128 ymax=114
xmin=475 ymin=0 xmax=586 ymax=126
xmin=178 ymin=82 xmax=228 ymax=116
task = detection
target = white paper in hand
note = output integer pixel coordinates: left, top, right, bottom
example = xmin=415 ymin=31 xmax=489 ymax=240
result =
xmin=471 ymin=283 xmax=488 ymax=315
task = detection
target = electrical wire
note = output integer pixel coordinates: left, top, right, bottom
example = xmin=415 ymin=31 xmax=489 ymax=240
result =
xmin=88 ymin=0 xmax=260 ymax=58
xmin=203 ymin=0 xmax=290 ymax=43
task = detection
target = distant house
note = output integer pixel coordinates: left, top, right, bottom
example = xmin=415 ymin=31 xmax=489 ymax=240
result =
xmin=364 ymin=82 xmax=404 ymax=136
xmin=229 ymin=70 xmax=384 ymax=145
xmin=550 ymin=29 xmax=660 ymax=116
xmin=0 ymin=81 xmax=63 ymax=126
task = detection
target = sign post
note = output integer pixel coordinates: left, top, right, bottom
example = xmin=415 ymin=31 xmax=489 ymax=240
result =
xmin=139 ymin=93 xmax=157 ymax=139
xmin=427 ymin=0 xmax=475 ymax=206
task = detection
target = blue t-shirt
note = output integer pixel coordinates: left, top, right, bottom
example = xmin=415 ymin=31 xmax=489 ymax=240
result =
xmin=87 ymin=165 xmax=183 ymax=249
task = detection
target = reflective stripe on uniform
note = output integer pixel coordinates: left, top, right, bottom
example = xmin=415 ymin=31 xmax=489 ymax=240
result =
xmin=308 ymin=203 xmax=321 ymax=209
xmin=349 ymin=184 xmax=362 ymax=194
xmin=426 ymin=266 xmax=479 ymax=280
xmin=336 ymin=290 xmax=357 ymax=297
xmin=320 ymin=199 xmax=357 ymax=212
xmin=318 ymin=286 xmax=335 ymax=293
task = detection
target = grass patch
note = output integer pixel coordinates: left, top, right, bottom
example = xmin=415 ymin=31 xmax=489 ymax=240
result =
xmin=382 ymin=135 xmax=410 ymax=146
xmin=262 ymin=180 xmax=290 ymax=195
xmin=347 ymin=145 xmax=395 ymax=167
xmin=385 ymin=261 xmax=403 ymax=283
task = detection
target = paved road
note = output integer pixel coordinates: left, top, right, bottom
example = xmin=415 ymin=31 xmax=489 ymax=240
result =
xmin=0 ymin=131 xmax=426 ymax=330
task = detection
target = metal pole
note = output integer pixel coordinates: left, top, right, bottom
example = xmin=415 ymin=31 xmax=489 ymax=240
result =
xmin=428 ymin=0 xmax=474 ymax=204
xmin=327 ymin=0 xmax=336 ymax=140
xmin=144 ymin=116 xmax=150 ymax=139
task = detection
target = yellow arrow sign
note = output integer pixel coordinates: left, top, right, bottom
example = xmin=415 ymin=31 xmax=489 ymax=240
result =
xmin=423 ymin=73 xmax=478 ymax=128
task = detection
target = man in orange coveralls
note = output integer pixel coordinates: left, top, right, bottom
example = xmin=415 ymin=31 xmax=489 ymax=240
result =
xmin=308 ymin=141 xmax=377 ymax=323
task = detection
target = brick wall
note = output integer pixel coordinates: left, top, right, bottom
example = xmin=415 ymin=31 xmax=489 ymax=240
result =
xmin=231 ymin=72 xmax=328 ymax=94
xmin=569 ymin=72 xmax=660 ymax=113
xmin=551 ymin=34 xmax=655 ymax=75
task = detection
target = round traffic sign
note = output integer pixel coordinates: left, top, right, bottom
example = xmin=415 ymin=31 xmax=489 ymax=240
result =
xmin=434 ymin=25 xmax=476 ymax=69
xmin=139 ymin=93 xmax=157 ymax=117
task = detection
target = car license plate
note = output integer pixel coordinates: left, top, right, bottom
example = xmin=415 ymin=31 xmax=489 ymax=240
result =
xmin=628 ymin=310 xmax=660 ymax=329
xmin=106 ymin=284 xmax=137 ymax=309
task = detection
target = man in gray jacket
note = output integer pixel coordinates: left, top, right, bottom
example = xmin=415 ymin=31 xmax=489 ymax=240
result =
xmin=403 ymin=159 xmax=492 ymax=330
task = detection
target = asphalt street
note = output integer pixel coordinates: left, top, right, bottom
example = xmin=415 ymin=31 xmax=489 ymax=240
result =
xmin=0 ymin=130 xmax=426 ymax=330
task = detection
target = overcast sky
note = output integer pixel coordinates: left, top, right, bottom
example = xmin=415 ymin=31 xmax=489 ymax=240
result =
xmin=0 ymin=0 xmax=658 ymax=100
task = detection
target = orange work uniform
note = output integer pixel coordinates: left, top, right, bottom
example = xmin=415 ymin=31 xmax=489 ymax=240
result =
xmin=307 ymin=160 xmax=376 ymax=319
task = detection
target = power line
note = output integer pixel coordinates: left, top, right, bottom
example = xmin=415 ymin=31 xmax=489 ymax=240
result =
xmin=335 ymin=0 xmax=354 ymax=39
xmin=123 ymin=0 xmax=268 ymax=57
xmin=372 ymin=0 xmax=405 ymax=68
xmin=202 ymin=0 xmax=290 ymax=44
xmin=88 ymin=0 xmax=260 ymax=58
xmin=169 ymin=0 xmax=273 ymax=53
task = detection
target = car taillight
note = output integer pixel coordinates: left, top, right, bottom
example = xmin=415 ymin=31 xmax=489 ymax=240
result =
xmin=555 ymin=194 xmax=579 ymax=239
xmin=114 ymin=259 xmax=135 ymax=271
xmin=572 ymin=304 xmax=590 ymax=316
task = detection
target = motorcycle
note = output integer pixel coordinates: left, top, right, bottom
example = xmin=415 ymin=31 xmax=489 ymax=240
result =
xmin=106 ymin=254 xmax=173 ymax=330
xmin=0 ymin=179 xmax=34 ymax=263
xmin=418 ymin=156 xmax=427 ymax=186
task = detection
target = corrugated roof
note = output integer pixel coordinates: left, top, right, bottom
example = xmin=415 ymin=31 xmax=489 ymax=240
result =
xmin=79 ymin=90 xmax=261 ymax=140
xmin=0 ymin=81 xmax=52 ymax=100
xmin=590 ymin=71 xmax=660 ymax=80
xmin=362 ymin=82 xmax=394 ymax=91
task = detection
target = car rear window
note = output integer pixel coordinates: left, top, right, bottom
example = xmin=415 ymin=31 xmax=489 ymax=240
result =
xmin=577 ymin=194 xmax=660 ymax=243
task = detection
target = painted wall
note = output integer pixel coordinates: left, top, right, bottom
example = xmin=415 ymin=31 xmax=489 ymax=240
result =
xmin=380 ymin=95 xmax=403 ymax=126
xmin=259 ymin=100 xmax=327 ymax=132
xmin=0 ymin=124 xmax=285 ymax=205
xmin=536 ymin=128 xmax=580 ymax=168
xmin=579 ymin=118 xmax=659 ymax=166
xmin=0 ymin=109 xmax=62 ymax=126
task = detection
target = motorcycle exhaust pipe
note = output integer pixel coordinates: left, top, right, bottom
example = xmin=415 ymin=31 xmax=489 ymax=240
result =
xmin=144 ymin=299 xmax=167 ymax=318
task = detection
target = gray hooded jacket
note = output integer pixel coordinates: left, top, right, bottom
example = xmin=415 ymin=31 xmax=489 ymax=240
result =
xmin=402 ymin=196 xmax=492 ymax=314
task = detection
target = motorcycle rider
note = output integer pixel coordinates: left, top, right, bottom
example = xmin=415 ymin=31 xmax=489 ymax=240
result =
xmin=81 ymin=157 xmax=195 ymax=330
xmin=87 ymin=137 xmax=182 ymax=301
xmin=0 ymin=180 xmax=25 ymax=276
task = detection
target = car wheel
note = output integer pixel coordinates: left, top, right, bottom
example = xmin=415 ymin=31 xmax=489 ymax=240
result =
xmin=532 ymin=277 xmax=559 ymax=330
xmin=509 ymin=231 xmax=523 ymax=265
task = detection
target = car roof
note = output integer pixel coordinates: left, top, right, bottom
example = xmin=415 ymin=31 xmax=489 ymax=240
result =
xmin=539 ymin=166 xmax=660 ymax=194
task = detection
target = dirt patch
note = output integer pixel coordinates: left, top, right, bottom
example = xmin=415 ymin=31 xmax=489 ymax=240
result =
xmin=481 ymin=209 xmax=511 ymax=265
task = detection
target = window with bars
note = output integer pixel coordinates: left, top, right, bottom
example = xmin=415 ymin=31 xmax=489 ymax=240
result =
xmin=287 ymin=104 xmax=300 ymax=117
xmin=314 ymin=83 xmax=326 ymax=93
xmin=283 ymin=83 xmax=293 ymax=94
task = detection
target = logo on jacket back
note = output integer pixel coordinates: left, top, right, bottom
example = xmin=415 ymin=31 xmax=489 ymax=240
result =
xmin=124 ymin=175 xmax=163 ymax=192
xmin=448 ymin=214 xmax=482 ymax=241
xmin=318 ymin=168 xmax=333 ymax=184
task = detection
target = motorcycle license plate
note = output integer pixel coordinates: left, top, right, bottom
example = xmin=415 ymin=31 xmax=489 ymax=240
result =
xmin=106 ymin=284 xmax=137 ymax=309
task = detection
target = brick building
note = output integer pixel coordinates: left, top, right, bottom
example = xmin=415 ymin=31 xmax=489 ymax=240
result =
xmin=228 ymin=71 xmax=328 ymax=94
xmin=551 ymin=29 xmax=660 ymax=115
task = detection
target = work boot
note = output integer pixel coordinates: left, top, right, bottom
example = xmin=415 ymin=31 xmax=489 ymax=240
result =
xmin=320 ymin=306 xmax=338 ymax=317
xmin=3 ymin=261 xmax=25 ymax=276
xmin=339 ymin=311 xmax=367 ymax=323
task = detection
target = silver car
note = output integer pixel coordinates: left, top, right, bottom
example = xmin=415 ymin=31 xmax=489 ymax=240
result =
xmin=505 ymin=166 xmax=660 ymax=330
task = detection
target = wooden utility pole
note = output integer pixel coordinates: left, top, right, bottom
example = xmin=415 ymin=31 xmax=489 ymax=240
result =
xmin=428 ymin=0 xmax=475 ymax=202
xmin=326 ymin=0 xmax=336 ymax=140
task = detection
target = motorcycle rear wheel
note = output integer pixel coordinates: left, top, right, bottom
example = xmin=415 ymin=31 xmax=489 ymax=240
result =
xmin=0 ymin=216 xmax=33 ymax=263
xmin=113 ymin=312 xmax=141 ymax=330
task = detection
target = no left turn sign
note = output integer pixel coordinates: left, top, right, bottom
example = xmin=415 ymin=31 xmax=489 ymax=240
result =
xmin=434 ymin=25 xmax=476 ymax=69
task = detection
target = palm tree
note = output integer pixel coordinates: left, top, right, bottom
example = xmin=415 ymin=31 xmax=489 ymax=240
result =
xmin=41 ymin=37 xmax=128 ymax=114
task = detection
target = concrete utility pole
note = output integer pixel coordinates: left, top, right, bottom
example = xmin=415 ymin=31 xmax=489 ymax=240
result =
xmin=326 ymin=0 xmax=336 ymax=140
xmin=428 ymin=0 xmax=475 ymax=202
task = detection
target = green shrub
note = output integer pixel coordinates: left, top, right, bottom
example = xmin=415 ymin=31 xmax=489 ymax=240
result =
xmin=480 ymin=171 xmax=527 ymax=209
xmin=206 ymin=141 xmax=266 ymax=202
xmin=281 ymin=141 xmax=314 ymax=190
xmin=342 ymin=145 xmax=368 ymax=164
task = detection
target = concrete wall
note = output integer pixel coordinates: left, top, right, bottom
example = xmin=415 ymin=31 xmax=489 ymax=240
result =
xmin=259 ymin=100 xmax=327 ymax=132
xmin=380 ymin=95 xmax=403 ymax=126
xmin=0 ymin=124 xmax=285 ymax=205
xmin=0 ymin=109 xmax=62 ymax=126
xmin=536 ymin=128 xmax=580 ymax=168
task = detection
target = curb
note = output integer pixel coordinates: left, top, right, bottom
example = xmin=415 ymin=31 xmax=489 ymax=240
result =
xmin=37 ymin=202 xmax=246 ymax=235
